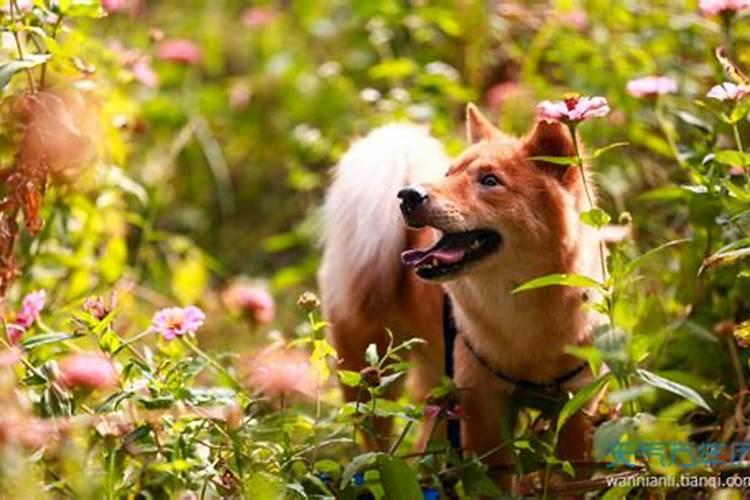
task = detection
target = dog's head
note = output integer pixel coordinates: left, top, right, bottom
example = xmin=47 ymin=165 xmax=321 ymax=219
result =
xmin=400 ymin=104 xmax=587 ymax=282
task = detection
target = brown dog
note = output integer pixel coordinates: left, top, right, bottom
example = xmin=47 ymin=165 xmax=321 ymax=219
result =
xmin=319 ymin=105 xmax=602 ymax=482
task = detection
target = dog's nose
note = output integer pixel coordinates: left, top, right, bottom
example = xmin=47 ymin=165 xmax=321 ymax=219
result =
xmin=397 ymin=185 xmax=428 ymax=214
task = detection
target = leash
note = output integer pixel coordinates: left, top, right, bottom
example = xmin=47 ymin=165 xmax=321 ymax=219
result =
xmin=441 ymin=294 xmax=588 ymax=451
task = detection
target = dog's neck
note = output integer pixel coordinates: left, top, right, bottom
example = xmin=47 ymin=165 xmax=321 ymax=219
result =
xmin=445 ymin=218 xmax=602 ymax=382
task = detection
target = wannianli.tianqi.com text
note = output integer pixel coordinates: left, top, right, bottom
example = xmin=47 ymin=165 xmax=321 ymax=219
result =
xmin=605 ymin=474 xmax=750 ymax=489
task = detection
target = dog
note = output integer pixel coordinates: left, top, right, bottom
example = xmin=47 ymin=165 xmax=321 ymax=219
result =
xmin=319 ymin=104 xmax=603 ymax=485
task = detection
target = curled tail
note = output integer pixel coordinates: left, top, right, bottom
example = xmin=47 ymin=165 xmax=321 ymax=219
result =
xmin=319 ymin=124 xmax=449 ymax=320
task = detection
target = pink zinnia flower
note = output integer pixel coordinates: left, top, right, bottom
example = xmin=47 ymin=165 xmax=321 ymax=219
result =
xmin=157 ymin=39 xmax=201 ymax=66
xmin=150 ymin=306 xmax=205 ymax=340
xmin=626 ymin=76 xmax=678 ymax=98
xmin=536 ymin=94 xmax=610 ymax=125
xmin=222 ymin=281 xmax=275 ymax=324
xmin=58 ymin=354 xmax=119 ymax=390
xmin=707 ymin=82 xmax=749 ymax=101
xmin=241 ymin=7 xmax=277 ymax=27
xmin=14 ymin=290 xmax=46 ymax=331
xmin=700 ymin=0 xmax=750 ymax=16
xmin=243 ymin=348 xmax=316 ymax=401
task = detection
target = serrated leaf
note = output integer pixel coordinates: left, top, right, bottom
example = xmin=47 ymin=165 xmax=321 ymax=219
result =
xmin=636 ymin=369 xmax=710 ymax=411
xmin=580 ymin=208 xmax=611 ymax=228
xmin=512 ymin=273 xmax=603 ymax=294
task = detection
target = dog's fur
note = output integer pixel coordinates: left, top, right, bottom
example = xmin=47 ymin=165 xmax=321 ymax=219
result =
xmin=319 ymin=105 xmax=602 ymax=479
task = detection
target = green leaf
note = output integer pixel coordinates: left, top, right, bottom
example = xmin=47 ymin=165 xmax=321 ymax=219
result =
xmin=337 ymin=370 xmax=362 ymax=387
xmin=622 ymin=239 xmax=689 ymax=277
xmin=556 ymin=373 xmax=613 ymax=436
xmin=0 ymin=54 xmax=51 ymax=90
xmin=593 ymin=417 xmax=637 ymax=460
xmin=512 ymin=273 xmax=603 ymax=294
xmin=635 ymin=369 xmax=710 ymax=411
xmin=528 ymin=155 xmax=578 ymax=166
xmin=730 ymin=99 xmax=750 ymax=123
xmin=580 ymin=208 xmax=611 ymax=228
xmin=57 ymin=0 xmax=105 ymax=17
xmin=377 ymin=455 xmax=422 ymax=500
xmin=21 ymin=332 xmax=80 ymax=349
xmin=368 ymin=58 xmax=417 ymax=80
xmin=459 ymin=460 xmax=503 ymax=497
xmin=340 ymin=452 xmax=381 ymax=489
xmin=591 ymin=142 xmax=629 ymax=159
xmin=713 ymin=150 xmax=750 ymax=166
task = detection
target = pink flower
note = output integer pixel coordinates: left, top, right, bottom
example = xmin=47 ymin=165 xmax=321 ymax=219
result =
xmin=229 ymin=82 xmax=251 ymax=110
xmin=626 ymin=76 xmax=678 ymax=98
xmin=131 ymin=59 xmax=158 ymax=88
xmin=221 ymin=281 xmax=275 ymax=324
xmin=14 ymin=290 xmax=46 ymax=331
xmin=150 ymin=306 xmax=205 ymax=340
xmin=157 ymin=39 xmax=201 ymax=66
xmin=241 ymin=7 xmax=277 ymax=27
xmin=485 ymin=81 xmax=524 ymax=111
xmin=102 ymin=0 xmax=130 ymax=13
xmin=243 ymin=348 xmax=316 ymax=401
xmin=58 ymin=354 xmax=119 ymax=390
xmin=700 ymin=0 xmax=750 ymax=16
xmin=536 ymin=94 xmax=610 ymax=124
xmin=423 ymin=403 xmax=464 ymax=420
xmin=707 ymin=82 xmax=749 ymax=101
xmin=558 ymin=9 xmax=588 ymax=30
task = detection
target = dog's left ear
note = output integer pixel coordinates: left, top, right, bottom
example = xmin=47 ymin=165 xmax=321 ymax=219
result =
xmin=466 ymin=103 xmax=499 ymax=143
xmin=523 ymin=121 xmax=580 ymax=186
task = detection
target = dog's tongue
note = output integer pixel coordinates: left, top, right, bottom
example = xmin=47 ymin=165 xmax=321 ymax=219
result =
xmin=401 ymin=247 xmax=466 ymax=267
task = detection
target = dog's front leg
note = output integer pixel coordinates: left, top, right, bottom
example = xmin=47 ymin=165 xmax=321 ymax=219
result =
xmin=454 ymin=341 xmax=515 ymax=490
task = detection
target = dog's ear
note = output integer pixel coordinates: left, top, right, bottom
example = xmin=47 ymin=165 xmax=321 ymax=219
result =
xmin=466 ymin=103 xmax=499 ymax=143
xmin=523 ymin=121 xmax=580 ymax=186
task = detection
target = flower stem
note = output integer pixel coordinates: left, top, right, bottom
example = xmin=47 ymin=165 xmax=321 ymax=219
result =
xmin=569 ymin=125 xmax=615 ymax=327
xmin=9 ymin=0 xmax=35 ymax=92
xmin=181 ymin=336 xmax=241 ymax=391
xmin=731 ymin=123 xmax=750 ymax=184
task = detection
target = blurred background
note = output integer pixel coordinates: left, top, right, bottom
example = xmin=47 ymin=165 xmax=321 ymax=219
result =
xmin=11 ymin=0 xmax=743 ymax=364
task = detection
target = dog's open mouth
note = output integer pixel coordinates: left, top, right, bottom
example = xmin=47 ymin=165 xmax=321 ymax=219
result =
xmin=400 ymin=229 xmax=502 ymax=279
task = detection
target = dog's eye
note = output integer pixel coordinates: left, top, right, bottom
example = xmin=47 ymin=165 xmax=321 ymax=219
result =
xmin=479 ymin=174 xmax=502 ymax=187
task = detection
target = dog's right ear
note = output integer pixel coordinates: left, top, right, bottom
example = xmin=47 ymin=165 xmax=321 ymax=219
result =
xmin=466 ymin=103 xmax=499 ymax=143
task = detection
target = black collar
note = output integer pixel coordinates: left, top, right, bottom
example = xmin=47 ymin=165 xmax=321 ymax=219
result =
xmin=459 ymin=332 xmax=587 ymax=392
xmin=443 ymin=294 xmax=587 ymax=392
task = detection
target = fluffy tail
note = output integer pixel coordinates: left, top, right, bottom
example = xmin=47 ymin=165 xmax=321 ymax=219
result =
xmin=319 ymin=124 xmax=449 ymax=320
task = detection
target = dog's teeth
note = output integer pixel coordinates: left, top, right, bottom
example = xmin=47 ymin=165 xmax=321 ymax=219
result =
xmin=431 ymin=258 xmax=439 ymax=266
xmin=470 ymin=239 xmax=480 ymax=250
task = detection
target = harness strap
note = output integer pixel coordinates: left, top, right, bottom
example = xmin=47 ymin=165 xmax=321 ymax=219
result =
xmin=442 ymin=295 xmax=461 ymax=451
xmin=441 ymin=294 xmax=589 ymax=451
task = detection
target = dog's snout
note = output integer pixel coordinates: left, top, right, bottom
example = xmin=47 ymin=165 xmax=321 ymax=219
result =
xmin=397 ymin=185 xmax=428 ymax=213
